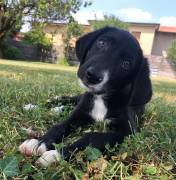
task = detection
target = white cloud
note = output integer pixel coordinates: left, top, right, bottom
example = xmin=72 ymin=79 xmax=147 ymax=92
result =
xmin=159 ymin=16 xmax=176 ymax=26
xmin=72 ymin=10 xmax=104 ymax=25
xmin=116 ymin=8 xmax=153 ymax=22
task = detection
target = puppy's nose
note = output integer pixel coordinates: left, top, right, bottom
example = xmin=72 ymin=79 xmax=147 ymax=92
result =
xmin=85 ymin=68 xmax=103 ymax=85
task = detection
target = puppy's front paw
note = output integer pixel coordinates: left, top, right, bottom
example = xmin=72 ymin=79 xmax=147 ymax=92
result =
xmin=19 ymin=139 xmax=47 ymax=156
xmin=50 ymin=106 xmax=64 ymax=114
xmin=36 ymin=150 xmax=60 ymax=167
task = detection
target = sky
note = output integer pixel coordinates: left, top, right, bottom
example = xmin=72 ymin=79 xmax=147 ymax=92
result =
xmin=21 ymin=0 xmax=176 ymax=32
xmin=73 ymin=0 xmax=176 ymax=25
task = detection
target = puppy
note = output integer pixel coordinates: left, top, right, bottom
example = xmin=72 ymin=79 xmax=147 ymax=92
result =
xmin=19 ymin=27 xmax=152 ymax=166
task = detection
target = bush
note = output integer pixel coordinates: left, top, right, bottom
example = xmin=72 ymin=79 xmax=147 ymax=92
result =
xmin=3 ymin=45 xmax=24 ymax=60
xmin=167 ymin=40 xmax=176 ymax=63
xmin=90 ymin=14 xmax=129 ymax=30
xmin=58 ymin=57 xmax=69 ymax=66
xmin=23 ymin=29 xmax=52 ymax=49
xmin=64 ymin=21 xmax=83 ymax=62
xmin=23 ymin=29 xmax=53 ymax=62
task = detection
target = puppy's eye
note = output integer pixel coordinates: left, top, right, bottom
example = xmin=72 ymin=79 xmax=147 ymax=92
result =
xmin=97 ymin=40 xmax=108 ymax=50
xmin=121 ymin=61 xmax=130 ymax=70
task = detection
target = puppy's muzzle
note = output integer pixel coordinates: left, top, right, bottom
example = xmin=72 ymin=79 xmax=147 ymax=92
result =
xmin=85 ymin=67 xmax=103 ymax=85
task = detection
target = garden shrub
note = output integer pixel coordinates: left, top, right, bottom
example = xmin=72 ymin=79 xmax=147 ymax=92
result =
xmin=167 ymin=40 xmax=176 ymax=64
xmin=23 ymin=29 xmax=52 ymax=49
xmin=3 ymin=45 xmax=24 ymax=60
xmin=23 ymin=29 xmax=53 ymax=62
xmin=64 ymin=21 xmax=83 ymax=63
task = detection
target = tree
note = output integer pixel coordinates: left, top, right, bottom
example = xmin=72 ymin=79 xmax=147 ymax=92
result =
xmin=0 ymin=0 xmax=91 ymax=42
xmin=64 ymin=21 xmax=83 ymax=62
xmin=90 ymin=14 xmax=128 ymax=30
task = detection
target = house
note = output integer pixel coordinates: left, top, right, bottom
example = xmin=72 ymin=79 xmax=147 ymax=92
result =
xmin=152 ymin=26 xmax=176 ymax=56
xmin=129 ymin=22 xmax=176 ymax=78
xmin=43 ymin=22 xmax=176 ymax=57
xmin=129 ymin=22 xmax=176 ymax=56
xmin=129 ymin=22 xmax=160 ymax=55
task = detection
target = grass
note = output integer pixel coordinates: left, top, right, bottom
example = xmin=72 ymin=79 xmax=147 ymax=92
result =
xmin=0 ymin=59 xmax=175 ymax=179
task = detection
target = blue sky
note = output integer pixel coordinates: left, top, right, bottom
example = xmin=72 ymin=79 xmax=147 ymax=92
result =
xmin=73 ymin=0 xmax=176 ymax=25
xmin=85 ymin=0 xmax=176 ymax=18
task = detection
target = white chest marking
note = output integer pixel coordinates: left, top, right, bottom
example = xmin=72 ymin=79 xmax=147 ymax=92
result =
xmin=91 ymin=95 xmax=107 ymax=122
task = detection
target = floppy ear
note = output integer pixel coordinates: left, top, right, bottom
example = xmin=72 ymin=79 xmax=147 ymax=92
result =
xmin=75 ymin=27 xmax=109 ymax=63
xmin=129 ymin=58 xmax=152 ymax=106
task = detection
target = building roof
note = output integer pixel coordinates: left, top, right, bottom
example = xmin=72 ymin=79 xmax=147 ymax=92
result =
xmin=129 ymin=22 xmax=160 ymax=26
xmin=128 ymin=22 xmax=176 ymax=33
xmin=33 ymin=20 xmax=176 ymax=34
xmin=129 ymin=22 xmax=160 ymax=29
xmin=158 ymin=26 xmax=176 ymax=33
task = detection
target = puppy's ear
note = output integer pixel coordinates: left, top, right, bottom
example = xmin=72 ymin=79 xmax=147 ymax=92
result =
xmin=75 ymin=27 xmax=109 ymax=63
xmin=129 ymin=58 xmax=152 ymax=106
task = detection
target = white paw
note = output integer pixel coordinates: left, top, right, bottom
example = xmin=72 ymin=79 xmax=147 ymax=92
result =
xmin=36 ymin=150 xmax=60 ymax=167
xmin=19 ymin=139 xmax=47 ymax=156
xmin=23 ymin=104 xmax=38 ymax=111
xmin=50 ymin=106 xmax=64 ymax=114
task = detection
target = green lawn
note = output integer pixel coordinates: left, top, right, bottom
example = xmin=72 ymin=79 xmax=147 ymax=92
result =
xmin=0 ymin=59 xmax=176 ymax=179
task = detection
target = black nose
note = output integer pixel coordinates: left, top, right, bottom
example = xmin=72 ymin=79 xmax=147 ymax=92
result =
xmin=85 ymin=68 xmax=103 ymax=85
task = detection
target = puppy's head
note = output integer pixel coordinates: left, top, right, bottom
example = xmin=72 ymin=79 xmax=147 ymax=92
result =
xmin=76 ymin=27 xmax=152 ymax=105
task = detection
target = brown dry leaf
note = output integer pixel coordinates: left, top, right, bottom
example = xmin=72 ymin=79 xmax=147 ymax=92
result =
xmin=111 ymin=155 xmax=120 ymax=161
xmin=111 ymin=152 xmax=128 ymax=161
xmin=162 ymin=162 xmax=173 ymax=171
xmin=82 ymin=173 xmax=89 ymax=180
xmin=128 ymin=175 xmax=141 ymax=180
xmin=121 ymin=152 xmax=128 ymax=160
xmin=87 ymin=157 xmax=108 ymax=180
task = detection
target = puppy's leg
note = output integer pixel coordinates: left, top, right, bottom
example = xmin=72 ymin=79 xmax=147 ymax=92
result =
xmin=37 ymin=132 xmax=123 ymax=166
xmin=35 ymin=116 xmax=134 ymax=167
xmin=62 ymin=132 xmax=124 ymax=158
xmin=19 ymin=112 xmax=93 ymax=157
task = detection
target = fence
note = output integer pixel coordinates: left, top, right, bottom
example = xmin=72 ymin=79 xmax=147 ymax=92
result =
xmin=9 ymin=40 xmax=57 ymax=63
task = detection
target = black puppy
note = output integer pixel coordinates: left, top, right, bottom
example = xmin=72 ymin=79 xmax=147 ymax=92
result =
xmin=19 ymin=27 xmax=152 ymax=166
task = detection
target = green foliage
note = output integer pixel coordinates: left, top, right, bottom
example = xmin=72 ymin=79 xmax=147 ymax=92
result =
xmin=23 ymin=28 xmax=54 ymax=62
xmin=0 ymin=156 xmax=19 ymax=177
xmin=23 ymin=29 xmax=52 ymax=49
xmin=64 ymin=21 xmax=83 ymax=62
xmin=144 ymin=165 xmax=157 ymax=175
xmin=66 ymin=21 xmax=83 ymax=40
xmin=21 ymin=163 xmax=33 ymax=175
xmin=3 ymin=45 xmax=24 ymax=60
xmin=91 ymin=14 xmax=129 ymax=30
xmin=0 ymin=0 xmax=91 ymax=41
xmin=84 ymin=146 xmax=102 ymax=161
xmin=58 ymin=57 xmax=70 ymax=66
xmin=167 ymin=40 xmax=176 ymax=63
